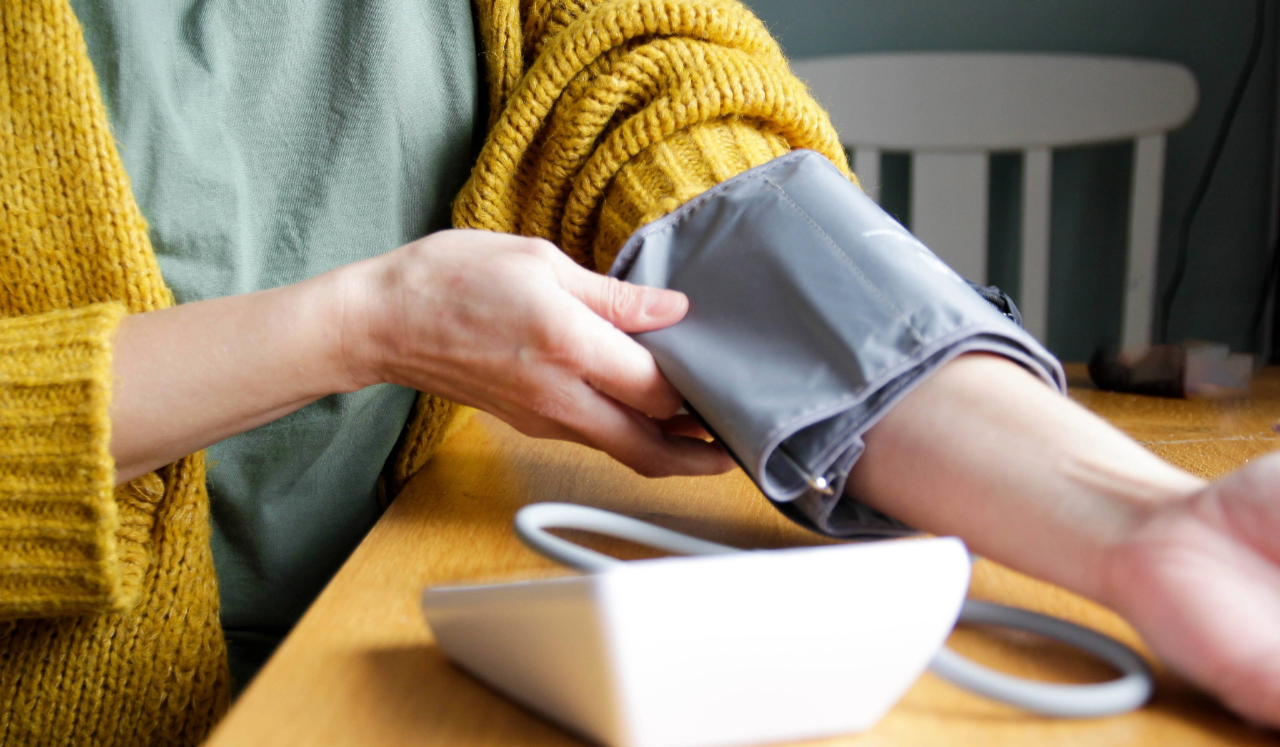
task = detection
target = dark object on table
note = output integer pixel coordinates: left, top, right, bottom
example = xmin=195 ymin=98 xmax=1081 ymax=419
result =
xmin=1089 ymin=342 xmax=1252 ymax=399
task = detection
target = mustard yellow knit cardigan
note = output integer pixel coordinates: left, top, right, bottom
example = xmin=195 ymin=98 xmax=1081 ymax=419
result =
xmin=0 ymin=0 xmax=847 ymax=743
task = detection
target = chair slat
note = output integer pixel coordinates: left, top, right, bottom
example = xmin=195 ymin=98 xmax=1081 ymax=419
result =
xmin=1122 ymin=134 xmax=1168 ymax=349
xmin=1020 ymin=149 xmax=1054 ymax=341
xmin=798 ymin=53 xmax=1196 ymax=355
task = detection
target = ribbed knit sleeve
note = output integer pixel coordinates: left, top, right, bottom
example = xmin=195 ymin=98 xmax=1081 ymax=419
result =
xmin=454 ymin=0 xmax=852 ymax=271
xmin=0 ymin=303 xmax=155 ymax=617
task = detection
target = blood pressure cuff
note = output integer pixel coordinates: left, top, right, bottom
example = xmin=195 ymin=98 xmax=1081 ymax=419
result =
xmin=608 ymin=150 xmax=1066 ymax=538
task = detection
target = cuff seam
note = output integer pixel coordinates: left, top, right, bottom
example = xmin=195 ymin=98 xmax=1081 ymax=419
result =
xmin=759 ymin=173 xmax=928 ymax=348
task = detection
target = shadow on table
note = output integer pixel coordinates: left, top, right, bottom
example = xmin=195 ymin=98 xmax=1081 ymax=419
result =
xmin=359 ymin=642 xmax=1276 ymax=747
xmin=360 ymin=644 xmax=586 ymax=746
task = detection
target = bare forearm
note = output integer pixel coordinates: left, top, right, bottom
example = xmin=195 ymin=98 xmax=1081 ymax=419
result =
xmin=109 ymin=271 xmax=354 ymax=484
xmin=847 ymin=353 xmax=1206 ymax=603
xmin=107 ymin=230 xmax=727 ymax=486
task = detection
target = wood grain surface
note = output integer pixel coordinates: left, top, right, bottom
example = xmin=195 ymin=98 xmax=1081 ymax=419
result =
xmin=205 ymin=366 xmax=1280 ymax=746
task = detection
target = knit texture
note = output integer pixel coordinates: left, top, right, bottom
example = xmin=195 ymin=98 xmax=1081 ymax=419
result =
xmin=0 ymin=0 xmax=229 ymax=743
xmin=1 ymin=0 xmax=849 ymax=742
xmin=454 ymin=0 xmax=851 ymax=271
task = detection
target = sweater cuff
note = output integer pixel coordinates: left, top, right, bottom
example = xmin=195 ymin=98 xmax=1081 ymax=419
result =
xmin=0 ymin=303 xmax=139 ymax=617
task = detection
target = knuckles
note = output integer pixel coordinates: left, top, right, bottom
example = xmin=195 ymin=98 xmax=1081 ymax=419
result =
xmin=597 ymin=275 xmax=646 ymax=324
xmin=527 ymin=304 xmax=593 ymax=373
xmin=522 ymin=380 xmax=581 ymax=426
xmin=517 ymin=237 xmax=563 ymax=263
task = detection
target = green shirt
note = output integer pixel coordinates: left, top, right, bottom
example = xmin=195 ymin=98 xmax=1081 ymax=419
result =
xmin=72 ymin=0 xmax=480 ymax=689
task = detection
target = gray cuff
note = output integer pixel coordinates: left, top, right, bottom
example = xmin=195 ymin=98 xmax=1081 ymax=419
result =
xmin=609 ymin=150 xmax=1065 ymax=538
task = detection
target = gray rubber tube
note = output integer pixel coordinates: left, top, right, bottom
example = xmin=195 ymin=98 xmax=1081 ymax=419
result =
xmin=514 ymin=503 xmax=740 ymax=569
xmin=929 ymin=600 xmax=1152 ymax=717
xmin=514 ymin=502 xmax=1154 ymax=720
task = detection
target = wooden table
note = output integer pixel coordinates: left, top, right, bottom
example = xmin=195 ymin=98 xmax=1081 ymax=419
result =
xmin=206 ymin=366 xmax=1280 ymax=746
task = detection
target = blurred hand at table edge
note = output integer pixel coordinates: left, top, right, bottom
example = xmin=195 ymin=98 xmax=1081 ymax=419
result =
xmin=1105 ymin=454 xmax=1280 ymax=728
xmin=850 ymin=352 xmax=1280 ymax=729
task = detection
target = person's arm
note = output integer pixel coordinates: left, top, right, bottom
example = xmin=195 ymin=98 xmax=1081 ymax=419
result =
xmin=452 ymin=1 xmax=1280 ymax=725
xmin=109 ymin=268 xmax=345 ymax=483
xmin=110 ymin=229 xmax=731 ymax=485
xmin=850 ymin=353 xmax=1280 ymax=727
xmin=848 ymin=353 xmax=1201 ymax=601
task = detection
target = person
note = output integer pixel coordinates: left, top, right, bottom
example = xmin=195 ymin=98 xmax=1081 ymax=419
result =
xmin=0 ymin=0 xmax=1276 ymax=744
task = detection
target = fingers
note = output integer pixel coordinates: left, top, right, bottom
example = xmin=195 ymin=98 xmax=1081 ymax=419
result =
xmin=420 ymin=234 xmax=727 ymax=478
xmin=536 ymin=251 xmax=687 ymax=418
xmin=498 ymin=383 xmax=733 ymax=478
xmin=530 ymin=269 xmax=726 ymax=475
xmin=656 ymin=414 xmax=715 ymax=440
xmin=549 ymin=252 xmax=689 ymax=333
xmin=565 ymin=387 xmax=734 ymax=478
xmin=569 ymin=313 xmax=685 ymax=419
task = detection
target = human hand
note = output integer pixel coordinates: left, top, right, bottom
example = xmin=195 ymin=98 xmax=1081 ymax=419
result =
xmin=1105 ymin=452 xmax=1280 ymax=727
xmin=337 ymin=229 xmax=732 ymax=478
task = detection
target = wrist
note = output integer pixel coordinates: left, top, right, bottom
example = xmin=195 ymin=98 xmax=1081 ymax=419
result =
xmin=1056 ymin=452 xmax=1204 ymax=604
xmin=850 ymin=353 xmax=1207 ymax=606
xmin=295 ymin=260 xmax=386 ymax=394
xmin=1095 ymin=477 xmax=1208 ymax=616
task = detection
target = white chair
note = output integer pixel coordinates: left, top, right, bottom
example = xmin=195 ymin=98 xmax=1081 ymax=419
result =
xmin=792 ymin=53 xmax=1198 ymax=347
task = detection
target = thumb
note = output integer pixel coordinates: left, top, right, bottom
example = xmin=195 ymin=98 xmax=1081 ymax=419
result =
xmin=559 ymin=264 xmax=689 ymax=333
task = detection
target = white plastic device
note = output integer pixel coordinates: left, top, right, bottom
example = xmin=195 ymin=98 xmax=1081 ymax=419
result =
xmin=423 ymin=529 xmax=969 ymax=747
xmin=422 ymin=503 xmax=1152 ymax=747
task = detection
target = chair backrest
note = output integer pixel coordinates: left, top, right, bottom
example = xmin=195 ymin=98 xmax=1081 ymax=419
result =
xmin=791 ymin=52 xmax=1198 ymax=346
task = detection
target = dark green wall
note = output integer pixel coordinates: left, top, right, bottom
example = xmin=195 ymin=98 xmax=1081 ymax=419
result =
xmin=742 ymin=0 xmax=1278 ymax=360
